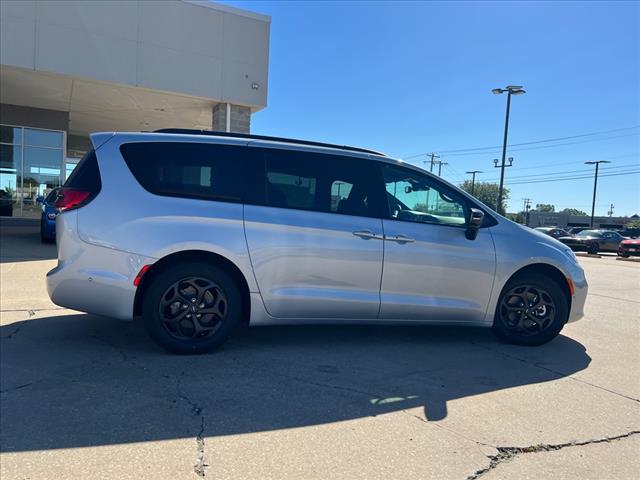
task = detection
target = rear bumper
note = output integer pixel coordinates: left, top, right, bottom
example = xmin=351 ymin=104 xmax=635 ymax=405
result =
xmin=46 ymin=212 xmax=154 ymax=320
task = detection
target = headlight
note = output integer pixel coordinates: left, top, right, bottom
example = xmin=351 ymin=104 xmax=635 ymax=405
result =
xmin=47 ymin=212 xmax=57 ymax=220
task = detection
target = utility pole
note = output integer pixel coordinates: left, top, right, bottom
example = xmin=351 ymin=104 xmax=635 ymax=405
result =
xmin=522 ymin=198 xmax=532 ymax=226
xmin=437 ymin=161 xmax=448 ymax=177
xmin=584 ymin=160 xmax=611 ymax=228
xmin=491 ymin=85 xmax=526 ymax=214
xmin=493 ymin=156 xmax=514 ymax=211
xmin=466 ymin=170 xmax=482 ymax=195
xmin=608 ymin=203 xmax=614 ymax=217
xmin=424 ymin=153 xmax=440 ymax=173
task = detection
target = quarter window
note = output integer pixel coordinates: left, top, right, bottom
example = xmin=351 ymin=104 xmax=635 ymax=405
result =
xmin=120 ymin=142 xmax=257 ymax=203
xmin=382 ymin=165 xmax=468 ymax=226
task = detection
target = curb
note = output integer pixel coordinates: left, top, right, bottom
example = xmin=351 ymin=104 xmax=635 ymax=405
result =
xmin=576 ymin=252 xmax=602 ymax=258
xmin=616 ymin=256 xmax=640 ymax=263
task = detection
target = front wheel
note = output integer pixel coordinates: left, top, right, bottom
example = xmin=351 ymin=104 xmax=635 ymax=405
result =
xmin=587 ymin=243 xmax=599 ymax=254
xmin=492 ymin=272 xmax=568 ymax=346
xmin=142 ymin=263 xmax=243 ymax=354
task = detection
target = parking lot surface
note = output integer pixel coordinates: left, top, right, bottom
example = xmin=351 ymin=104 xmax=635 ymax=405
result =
xmin=1 ymin=222 xmax=639 ymax=480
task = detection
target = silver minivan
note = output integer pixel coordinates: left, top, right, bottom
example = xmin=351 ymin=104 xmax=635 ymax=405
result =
xmin=47 ymin=130 xmax=587 ymax=354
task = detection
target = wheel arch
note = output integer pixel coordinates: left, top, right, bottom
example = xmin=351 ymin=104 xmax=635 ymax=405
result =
xmin=133 ymin=250 xmax=251 ymax=325
xmin=500 ymin=263 xmax=572 ymax=317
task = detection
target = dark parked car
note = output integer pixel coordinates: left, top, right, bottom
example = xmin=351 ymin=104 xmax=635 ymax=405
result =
xmin=567 ymin=227 xmax=589 ymax=235
xmin=618 ymin=238 xmax=640 ymax=258
xmin=558 ymin=229 xmax=627 ymax=254
xmin=36 ymin=188 xmax=60 ymax=242
xmin=534 ymin=227 xmax=570 ymax=239
xmin=617 ymin=227 xmax=640 ymax=239
xmin=0 ymin=189 xmax=14 ymax=216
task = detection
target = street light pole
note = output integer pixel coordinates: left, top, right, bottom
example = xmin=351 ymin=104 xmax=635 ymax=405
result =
xmin=466 ymin=170 xmax=482 ymax=195
xmin=584 ymin=160 xmax=611 ymax=227
xmin=492 ymin=85 xmax=526 ymax=214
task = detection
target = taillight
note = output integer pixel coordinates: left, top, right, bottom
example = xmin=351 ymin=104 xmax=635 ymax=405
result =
xmin=54 ymin=188 xmax=93 ymax=212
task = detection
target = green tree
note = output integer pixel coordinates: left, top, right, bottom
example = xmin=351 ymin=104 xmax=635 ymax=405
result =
xmin=561 ymin=208 xmax=588 ymax=216
xmin=535 ymin=203 xmax=555 ymax=212
xmin=460 ymin=180 xmax=509 ymax=213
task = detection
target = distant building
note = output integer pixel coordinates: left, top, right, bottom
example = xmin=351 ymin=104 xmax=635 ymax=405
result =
xmin=527 ymin=211 xmax=631 ymax=229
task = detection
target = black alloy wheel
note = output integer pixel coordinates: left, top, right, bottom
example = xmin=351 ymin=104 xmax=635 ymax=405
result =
xmin=159 ymin=277 xmax=228 ymax=341
xmin=492 ymin=272 xmax=568 ymax=346
xmin=143 ymin=263 xmax=242 ymax=354
xmin=498 ymin=285 xmax=555 ymax=337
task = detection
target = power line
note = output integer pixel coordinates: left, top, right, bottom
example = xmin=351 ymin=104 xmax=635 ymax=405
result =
xmin=506 ymin=169 xmax=640 ymax=186
xmin=403 ymin=125 xmax=640 ymax=159
xmin=479 ymin=162 xmax=639 ymax=183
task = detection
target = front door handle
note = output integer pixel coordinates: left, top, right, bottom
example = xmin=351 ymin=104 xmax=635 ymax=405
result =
xmin=352 ymin=230 xmax=381 ymax=240
xmin=385 ymin=234 xmax=415 ymax=243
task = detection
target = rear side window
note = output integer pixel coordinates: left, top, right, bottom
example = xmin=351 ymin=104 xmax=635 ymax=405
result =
xmin=64 ymin=149 xmax=101 ymax=192
xmin=263 ymin=149 xmax=384 ymax=218
xmin=120 ymin=142 xmax=259 ymax=203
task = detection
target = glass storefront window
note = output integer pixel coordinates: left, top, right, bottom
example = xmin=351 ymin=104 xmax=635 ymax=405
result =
xmin=0 ymin=125 xmax=65 ymax=217
xmin=0 ymin=126 xmax=23 ymax=145
xmin=24 ymin=128 xmax=64 ymax=148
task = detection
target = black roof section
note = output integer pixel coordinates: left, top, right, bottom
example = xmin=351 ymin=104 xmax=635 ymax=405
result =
xmin=153 ymin=129 xmax=385 ymax=156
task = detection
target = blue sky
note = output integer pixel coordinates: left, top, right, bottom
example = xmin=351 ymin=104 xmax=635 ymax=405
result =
xmin=222 ymin=1 xmax=639 ymax=216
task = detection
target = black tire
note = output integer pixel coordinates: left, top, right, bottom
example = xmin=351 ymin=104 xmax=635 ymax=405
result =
xmin=142 ymin=262 xmax=243 ymax=354
xmin=587 ymin=243 xmax=599 ymax=254
xmin=492 ymin=272 xmax=568 ymax=346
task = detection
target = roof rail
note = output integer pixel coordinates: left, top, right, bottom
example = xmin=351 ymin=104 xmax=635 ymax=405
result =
xmin=153 ymin=128 xmax=385 ymax=156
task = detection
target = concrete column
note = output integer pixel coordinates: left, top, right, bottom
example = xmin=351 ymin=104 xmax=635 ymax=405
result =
xmin=211 ymin=103 xmax=251 ymax=134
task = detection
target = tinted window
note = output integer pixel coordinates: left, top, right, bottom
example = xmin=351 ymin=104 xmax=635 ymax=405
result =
xmin=64 ymin=149 xmax=101 ymax=192
xmin=263 ymin=149 xmax=383 ymax=217
xmin=382 ymin=165 xmax=468 ymax=226
xmin=121 ymin=142 xmax=260 ymax=203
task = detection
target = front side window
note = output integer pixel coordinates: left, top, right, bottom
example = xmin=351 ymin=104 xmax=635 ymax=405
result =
xmin=121 ymin=142 xmax=257 ymax=202
xmin=382 ymin=165 xmax=468 ymax=226
xmin=263 ymin=149 xmax=383 ymax=217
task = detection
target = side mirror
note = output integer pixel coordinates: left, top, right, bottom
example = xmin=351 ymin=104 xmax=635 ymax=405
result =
xmin=36 ymin=196 xmax=44 ymax=204
xmin=465 ymin=208 xmax=484 ymax=240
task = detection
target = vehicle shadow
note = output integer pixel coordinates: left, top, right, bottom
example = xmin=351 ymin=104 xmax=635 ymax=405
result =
xmin=0 ymin=313 xmax=591 ymax=453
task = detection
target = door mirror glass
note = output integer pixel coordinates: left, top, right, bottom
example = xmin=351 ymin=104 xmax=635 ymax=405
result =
xmin=465 ymin=208 xmax=484 ymax=240
xmin=36 ymin=196 xmax=44 ymax=204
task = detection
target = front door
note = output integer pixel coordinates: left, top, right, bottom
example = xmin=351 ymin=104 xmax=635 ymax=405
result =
xmin=244 ymin=149 xmax=385 ymax=319
xmin=378 ymin=164 xmax=496 ymax=323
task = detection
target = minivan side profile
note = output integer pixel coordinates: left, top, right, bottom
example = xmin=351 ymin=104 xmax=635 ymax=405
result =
xmin=46 ymin=130 xmax=588 ymax=354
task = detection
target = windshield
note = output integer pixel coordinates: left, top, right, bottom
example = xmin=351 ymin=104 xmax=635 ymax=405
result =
xmin=577 ymin=230 xmax=602 ymax=237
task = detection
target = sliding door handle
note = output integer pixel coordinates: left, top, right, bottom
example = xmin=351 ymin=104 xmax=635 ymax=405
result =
xmin=386 ymin=234 xmax=415 ymax=243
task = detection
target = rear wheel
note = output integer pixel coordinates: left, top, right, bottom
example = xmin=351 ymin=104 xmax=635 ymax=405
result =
xmin=142 ymin=262 xmax=242 ymax=354
xmin=492 ymin=272 xmax=568 ymax=346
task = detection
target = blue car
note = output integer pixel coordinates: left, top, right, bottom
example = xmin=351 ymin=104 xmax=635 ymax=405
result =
xmin=37 ymin=188 xmax=60 ymax=243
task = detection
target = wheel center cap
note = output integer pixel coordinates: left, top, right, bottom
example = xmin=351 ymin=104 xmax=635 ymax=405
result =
xmin=190 ymin=305 xmax=198 ymax=313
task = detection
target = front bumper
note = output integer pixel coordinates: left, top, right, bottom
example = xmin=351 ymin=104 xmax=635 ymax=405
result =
xmin=567 ymin=269 xmax=588 ymax=323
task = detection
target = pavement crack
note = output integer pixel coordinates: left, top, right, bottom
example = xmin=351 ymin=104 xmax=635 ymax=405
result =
xmin=466 ymin=430 xmax=640 ymax=480
xmin=0 ymin=325 xmax=22 ymax=339
xmin=176 ymin=374 xmax=208 ymax=477
xmin=0 ymin=381 xmax=37 ymax=394
xmin=402 ymin=410 xmax=497 ymax=452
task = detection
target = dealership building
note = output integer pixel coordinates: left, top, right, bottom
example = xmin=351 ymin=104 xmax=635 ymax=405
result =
xmin=0 ymin=0 xmax=270 ymax=217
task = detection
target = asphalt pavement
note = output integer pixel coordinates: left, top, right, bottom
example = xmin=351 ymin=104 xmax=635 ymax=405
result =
xmin=1 ymin=223 xmax=638 ymax=479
